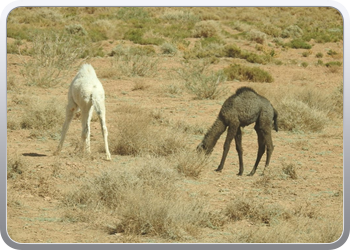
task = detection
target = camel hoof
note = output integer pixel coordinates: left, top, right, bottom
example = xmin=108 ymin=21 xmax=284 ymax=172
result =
xmin=215 ymin=168 xmax=222 ymax=172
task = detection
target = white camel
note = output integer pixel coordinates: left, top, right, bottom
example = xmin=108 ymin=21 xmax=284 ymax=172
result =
xmin=55 ymin=64 xmax=111 ymax=160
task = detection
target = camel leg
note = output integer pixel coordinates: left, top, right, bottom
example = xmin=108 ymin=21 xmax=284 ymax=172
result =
xmin=215 ymin=126 xmax=237 ymax=172
xmin=96 ymin=102 xmax=111 ymax=161
xmin=262 ymin=131 xmax=274 ymax=175
xmin=55 ymin=102 xmax=77 ymax=155
xmin=80 ymin=105 xmax=93 ymax=155
xmin=248 ymin=125 xmax=266 ymax=176
xmin=235 ymin=128 xmax=244 ymax=176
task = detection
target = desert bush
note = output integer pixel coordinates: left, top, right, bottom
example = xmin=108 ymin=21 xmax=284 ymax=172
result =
xmin=325 ymin=61 xmax=342 ymax=74
xmin=175 ymin=60 xmax=226 ymax=99
xmin=316 ymin=52 xmax=323 ymax=58
xmin=63 ymin=161 xmax=214 ymax=239
xmin=277 ymin=98 xmax=327 ymax=132
xmin=282 ymin=163 xmax=298 ymax=179
xmin=109 ymin=44 xmax=155 ymax=57
xmin=284 ymin=39 xmax=312 ymax=49
xmin=301 ymin=62 xmax=308 ymax=68
xmin=225 ymin=198 xmax=289 ymax=226
xmin=223 ymin=64 xmax=273 ymax=83
xmin=251 ymin=84 xmax=337 ymax=132
xmin=302 ymin=51 xmax=309 ymax=57
xmin=316 ymin=59 xmax=324 ymax=66
xmin=7 ymin=154 xmax=25 ymax=179
xmin=327 ymin=49 xmax=338 ymax=56
xmin=112 ymin=53 xmax=160 ymax=77
xmin=260 ymin=24 xmax=281 ymax=37
xmin=20 ymin=98 xmax=65 ymax=136
xmin=303 ymin=29 xmax=343 ymax=44
xmin=131 ymin=79 xmax=149 ymax=91
xmin=160 ymin=10 xmax=199 ymax=23
xmin=192 ymin=20 xmax=219 ymax=38
xmin=325 ymin=61 xmax=342 ymax=67
xmin=281 ymin=25 xmax=303 ymax=38
xmin=161 ymin=42 xmax=177 ymax=55
xmin=224 ymin=44 xmax=271 ymax=65
xmin=171 ymin=150 xmax=208 ymax=178
xmin=65 ymin=24 xmax=88 ymax=36
xmin=109 ymin=105 xmax=186 ymax=156
xmin=20 ymin=31 xmax=86 ymax=88
xmin=235 ymin=215 xmax=341 ymax=243
xmin=332 ymin=83 xmax=343 ymax=118
xmin=124 ymin=29 xmax=165 ymax=45
xmin=248 ymin=29 xmax=267 ymax=44
xmin=231 ymin=21 xmax=252 ymax=32
xmin=184 ymin=39 xmax=225 ymax=59
xmin=116 ymin=7 xmax=150 ymax=21
xmin=7 ymin=75 xmax=16 ymax=91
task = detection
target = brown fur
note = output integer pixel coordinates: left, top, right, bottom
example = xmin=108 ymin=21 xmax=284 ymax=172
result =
xmin=197 ymin=87 xmax=278 ymax=176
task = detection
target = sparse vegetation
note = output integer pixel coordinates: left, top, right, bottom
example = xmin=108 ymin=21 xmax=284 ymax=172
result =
xmin=7 ymin=6 xmax=343 ymax=244
xmin=285 ymin=39 xmax=312 ymax=49
xmin=20 ymin=98 xmax=65 ymax=137
xmin=224 ymin=64 xmax=273 ymax=83
xmin=175 ymin=60 xmax=226 ymax=99
xmin=62 ymin=161 xmax=216 ymax=239
xmin=19 ymin=31 xmax=86 ymax=87
xmin=109 ymin=105 xmax=186 ymax=156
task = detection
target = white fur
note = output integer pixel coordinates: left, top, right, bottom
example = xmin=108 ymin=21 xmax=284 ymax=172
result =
xmin=55 ymin=64 xmax=111 ymax=160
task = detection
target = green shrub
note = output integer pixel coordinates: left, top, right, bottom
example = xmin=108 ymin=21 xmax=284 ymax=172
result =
xmin=285 ymin=39 xmax=312 ymax=49
xmin=116 ymin=7 xmax=150 ymax=21
xmin=224 ymin=44 xmax=271 ymax=64
xmin=301 ymin=62 xmax=308 ymax=68
xmin=114 ymin=54 xmax=160 ymax=77
xmin=123 ymin=29 xmax=144 ymax=44
xmin=175 ymin=60 xmax=226 ymax=99
xmin=302 ymin=52 xmax=309 ymax=57
xmin=184 ymin=39 xmax=225 ymax=59
xmin=160 ymin=10 xmax=199 ymax=23
xmin=124 ymin=29 xmax=165 ymax=45
xmin=281 ymin=25 xmax=303 ymax=38
xmin=65 ymin=24 xmax=88 ymax=36
xmin=248 ymin=29 xmax=267 ymax=44
xmin=327 ymin=49 xmax=338 ymax=56
xmin=109 ymin=44 xmax=155 ymax=57
xmin=192 ymin=21 xmax=218 ymax=38
xmin=224 ymin=64 xmax=273 ymax=83
xmin=316 ymin=52 xmax=323 ymax=58
xmin=316 ymin=60 xmax=324 ymax=66
xmin=302 ymin=29 xmax=343 ymax=43
xmin=224 ymin=44 xmax=243 ymax=58
xmin=161 ymin=42 xmax=177 ymax=55
xmin=325 ymin=61 xmax=342 ymax=67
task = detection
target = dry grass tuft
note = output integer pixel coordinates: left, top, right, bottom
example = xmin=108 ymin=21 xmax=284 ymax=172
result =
xmin=7 ymin=154 xmax=25 ymax=179
xmin=109 ymin=105 xmax=187 ymax=157
xmin=62 ymin=159 xmax=215 ymax=239
xmin=171 ymin=150 xmax=208 ymax=178
xmin=20 ymin=98 xmax=65 ymax=137
xmin=282 ymin=163 xmax=298 ymax=179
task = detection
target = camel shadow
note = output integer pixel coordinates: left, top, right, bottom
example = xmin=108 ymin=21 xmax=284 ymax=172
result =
xmin=22 ymin=153 xmax=47 ymax=157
